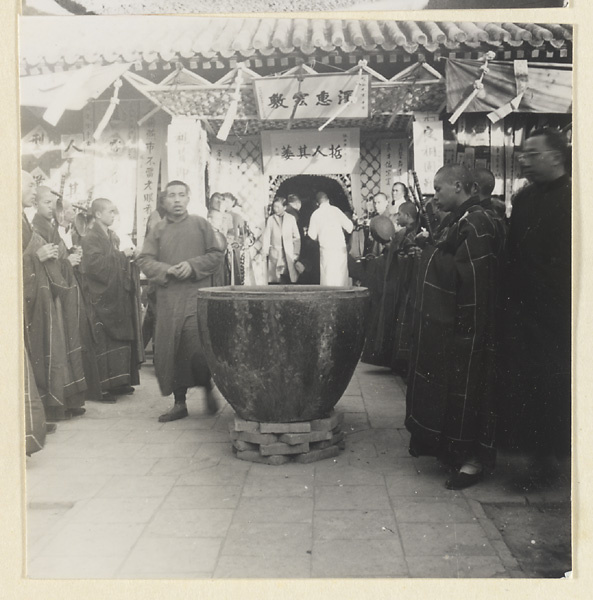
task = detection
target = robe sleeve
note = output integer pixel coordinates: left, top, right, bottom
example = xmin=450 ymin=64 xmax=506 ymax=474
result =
xmin=291 ymin=216 xmax=301 ymax=258
xmin=308 ymin=212 xmax=319 ymax=242
xmin=136 ymin=226 xmax=171 ymax=286
xmin=81 ymin=232 xmax=128 ymax=286
xmin=339 ymin=210 xmax=354 ymax=234
xmin=186 ymin=220 xmax=226 ymax=282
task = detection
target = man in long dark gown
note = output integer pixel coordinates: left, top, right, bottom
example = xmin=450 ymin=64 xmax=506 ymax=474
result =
xmin=501 ymin=128 xmax=571 ymax=488
xmin=137 ymin=180 xmax=226 ymax=422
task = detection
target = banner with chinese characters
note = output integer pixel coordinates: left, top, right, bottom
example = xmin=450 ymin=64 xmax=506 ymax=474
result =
xmin=254 ymin=73 xmax=370 ymax=121
xmin=135 ymin=114 xmax=166 ymax=247
xmin=167 ymin=117 xmax=209 ymax=216
xmin=412 ymin=113 xmax=444 ymax=194
xmin=91 ymin=101 xmax=140 ymax=241
xmin=261 ymin=128 xmax=360 ymax=176
xmin=209 ymin=140 xmax=243 ymax=198
xmin=380 ymin=139 xmax=408 ymax=196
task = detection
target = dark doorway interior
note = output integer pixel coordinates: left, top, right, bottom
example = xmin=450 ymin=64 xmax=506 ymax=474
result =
xmin=276 ymin=175 xmax=350 ymax=228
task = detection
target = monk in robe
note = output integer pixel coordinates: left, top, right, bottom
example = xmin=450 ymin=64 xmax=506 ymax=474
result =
xmin=22 ymin=173 xmax=87 ymax=422
xmin=32 ymin=187 xmax=103 ymax=404
xmin=80 ymin=198 xmax=143 ymax=400
xmin=21 ymin=171 xmax=48 ymax=450
xmin=390 ymin=202 xmax=421 ymax=376
xmin=137 ymin=180 xmax=226 ymax=422
xmin=360 ymin=215 xmax=396 ymax=367
xmin=406 ymin=165 xmax=505 ymax=490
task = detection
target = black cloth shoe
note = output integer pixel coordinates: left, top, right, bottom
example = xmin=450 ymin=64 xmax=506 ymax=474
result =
xmin=445 ymin=470 xmax=484 ymax=490
xmin=67 ymin=407 xmax=86 ymax=418
xmin=158 ymin=404 xmax=188 ymax=423
xmin=112 ymin=385 xmax=135 ymax=395
xmin=96 ymin=392 xmax=117 ymax=404
xmin=46 ymin=423 xmax=57 ymax=434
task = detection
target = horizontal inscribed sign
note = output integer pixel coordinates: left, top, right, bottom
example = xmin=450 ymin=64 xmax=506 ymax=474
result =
xmin=261 ymin=128 xmax=360 ymax=175
xmin=254 ymin=73 xmax=370 ymax=121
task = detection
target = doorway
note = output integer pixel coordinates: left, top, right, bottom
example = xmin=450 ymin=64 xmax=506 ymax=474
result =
xmin=275 ymin=174 xmax=351 ymax=228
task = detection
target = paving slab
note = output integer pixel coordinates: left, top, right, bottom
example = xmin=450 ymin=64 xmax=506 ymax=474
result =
xmin=146 ymin=508 xmax=234 ymax=538
xmin=161 ymin=485 xmax=242 ymax=510
xmin=233 ymin=496 xmax=314 ymax=524
xmin=221 ymin=521 xmax=313 ymax=557
xmin=311 ymin=538 xmax=408 ymax=578
xmin=315 ymin=484 xmax=392 ymax=511
xmin=117 ymin=536 xmax=223 ymax=578
xmin=313 ymin=509 xmax=398 ymax=540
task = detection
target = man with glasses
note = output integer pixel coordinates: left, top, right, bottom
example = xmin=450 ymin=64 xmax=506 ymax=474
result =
xmin=137 ymin=180 xmax=226 ymax=422
xmin=502 ymin=128 xmax=571 ymax=488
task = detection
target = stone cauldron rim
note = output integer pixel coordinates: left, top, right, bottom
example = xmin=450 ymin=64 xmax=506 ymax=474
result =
xmin=197 ymin=285 xmax=370 ymax=299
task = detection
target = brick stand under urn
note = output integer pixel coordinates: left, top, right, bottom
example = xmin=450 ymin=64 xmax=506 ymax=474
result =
xmin=229 ymin=411 xmax=345 ymax=465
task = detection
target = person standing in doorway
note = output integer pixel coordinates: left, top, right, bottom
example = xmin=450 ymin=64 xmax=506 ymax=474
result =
xmin=307 ymin=191 xmax=354 ymax=286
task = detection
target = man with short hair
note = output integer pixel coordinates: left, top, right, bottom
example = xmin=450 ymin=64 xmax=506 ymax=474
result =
xmin=80 ymin=198 xmax=143 ymax=401
xmin=137 ymin=180 xmax=226 ymax=422
xmin=406 ymin=165 xmax=505 ymax=490
xmin=262 ymin=197 xmax=301 ymax=284
xmin=502 ymin=128 xmax=571 ymax=487
xmin=308 ymin=192 xmax=354 ymax=286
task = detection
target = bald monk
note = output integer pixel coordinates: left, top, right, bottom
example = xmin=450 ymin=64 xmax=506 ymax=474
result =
xmin=80 ymin=198 xmax=143 ymax=400
xmin=406 ymin=165 xmax=505 ymax=490
xmin=22 ymin=175 xmax=87 ymax=421
xmin=32 ymin=186 xmax=103 ymax=404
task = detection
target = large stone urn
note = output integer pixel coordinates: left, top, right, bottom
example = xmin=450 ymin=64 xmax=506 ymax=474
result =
xmin=196 ymin=286 xmax=370 ymax=423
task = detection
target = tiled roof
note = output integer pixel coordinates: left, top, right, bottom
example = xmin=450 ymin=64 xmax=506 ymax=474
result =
xmin=20 ymin=17 xmax=572 ymax=73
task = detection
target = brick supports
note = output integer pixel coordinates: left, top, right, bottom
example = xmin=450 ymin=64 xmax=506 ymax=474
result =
xmin=228 ymin=411 xmax=345 ymax=464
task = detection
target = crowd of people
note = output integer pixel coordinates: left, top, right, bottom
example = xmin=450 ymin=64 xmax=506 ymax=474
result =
xmin=356 ymin=127 xmax=571 ymax=491
xmin=22 ymin=127 xmax=571 ymax=495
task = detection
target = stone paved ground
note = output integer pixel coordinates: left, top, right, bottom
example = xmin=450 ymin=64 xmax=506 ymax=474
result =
xmin=26 ymin=361 xmax=569 ymax=579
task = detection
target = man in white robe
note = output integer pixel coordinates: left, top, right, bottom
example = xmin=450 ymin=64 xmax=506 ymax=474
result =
xmin=308 ymin=192 xmax=353 ymax=286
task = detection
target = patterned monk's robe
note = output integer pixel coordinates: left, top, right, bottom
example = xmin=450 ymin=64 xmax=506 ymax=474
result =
xmin=80 ymin=222 xmax=144 ymax=393
xmin=136 ymin=213 xmax=226 ymax=397
xmin=405 ymin=198 xmax=505 ymax=468
xmin=361 ymin=227 xmax=418 ymax=369
xmin=24 ymin=350 xmax=46 ymax=456
xmin=32 ymin=214 xmax=102 ymax=402
xmin=23 ymin=215 xmax=87 ymax=421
